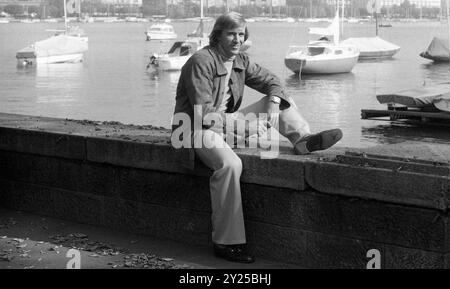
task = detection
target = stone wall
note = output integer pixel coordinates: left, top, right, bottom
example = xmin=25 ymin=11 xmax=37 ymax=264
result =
xmin=0 ymin=113 xmax=449 ymax=268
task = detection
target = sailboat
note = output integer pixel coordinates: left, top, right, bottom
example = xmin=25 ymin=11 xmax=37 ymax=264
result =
xmin=340 ymin=0 xmax=399 ymax=60
xmin=16 ymin=0 xmax=88 ymax=66
xmin=284 ymin=5 xmax=360 ymax=74
xmin=420 ymin=0 xmax=450 ymax=62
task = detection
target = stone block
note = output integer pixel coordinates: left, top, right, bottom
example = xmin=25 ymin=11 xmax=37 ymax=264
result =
xmin=101 ymin=197 xmax=211 ymax=246
xmin=102 ymin=197 xmax=146 ymax=233
xmin=0 ymin=151 xmax=87 ymax=194
xmin=246 ymin=221 xmax=379 ymax=268
xmin=84 ymin=163 xmax=119 ymax=198
xmin=305 ymin=161 xmax=449 ymax=210
xmin=0 ymin=179 xmax=56 ymax=216
xmin=86 ymin=137 xmax=191 ymax=174
xmin=50 ymin=189 xmax=104 ymax=226
xmin=242 ymin=183 xmax=445 ymax=251
xmin=384 ymin=245 xmax=444 ymax=269
xmin=116 ymin=167 xmax=211 ymax=211
xmin=238 ymin=149 xmax=306 ymax=190
xmin=0 ymin=127 xmax=86 ymax=160
xmin=140 ymin=203 xmax=211 ymax=246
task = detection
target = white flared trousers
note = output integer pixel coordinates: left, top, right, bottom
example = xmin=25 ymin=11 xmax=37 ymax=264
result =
xmin=194 ymin=97 xmax=311 ymax=245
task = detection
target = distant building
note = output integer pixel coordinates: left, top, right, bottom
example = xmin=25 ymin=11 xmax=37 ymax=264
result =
xmin=407 ymin=0 xmax=441 ymax=8
xmin=206 ymin=0 xmax=286 ymax=8
xmin=381 ymin=0 xmax=440 ymax=8
xmin=101 ymin=0 xmax=142 ymax=5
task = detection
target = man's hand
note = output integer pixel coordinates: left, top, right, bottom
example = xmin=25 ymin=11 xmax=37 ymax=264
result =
xmin=245 ymin=118 xmax=270 ymax=138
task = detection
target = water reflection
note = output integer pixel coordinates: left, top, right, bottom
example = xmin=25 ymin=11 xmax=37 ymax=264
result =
xmin=361 ymin=122 xmax=450 ymax=145
xmin=357 ymin=57 xmax=398 ymax=64
xmin=32 ymin=63 xmax=84 ymax=105
xmin=420 ymin=62 xmax=450 ymax=85
xmin=284 ymin=73 xmax=356 ymax=89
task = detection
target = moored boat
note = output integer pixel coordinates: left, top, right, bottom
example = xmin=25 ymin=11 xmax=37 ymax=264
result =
xmin=284 ymin=5 xmax=359 ymax=75
xmin=145 ymin=23 xmax=177 ymax=41
xmin=284 ymin=45 xmax=359 ymax=74
xmin=341 ymin=36 xmax=400 ymax=59
xmin=420 ymin=0 xmax=450 ymax=62
xmin=341 ymin=0 xmax=400 ymax=60
xmin=420 ymin=37 xmax=450 ymax=62
xmin=16 ymin=34 xmax=88 ymax=66
xmin=15 ymin=0 xmax=88 ymax=66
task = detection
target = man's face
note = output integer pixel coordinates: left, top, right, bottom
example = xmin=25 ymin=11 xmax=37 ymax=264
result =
xmin=217 ymin=26 xmax=246 ymax=58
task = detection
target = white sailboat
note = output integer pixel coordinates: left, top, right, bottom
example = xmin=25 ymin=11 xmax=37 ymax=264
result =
xmin=340 ymin=0 xmax=400 ymax=60
xmin=420 ymin=0 xmax=450 ymax=62
xmin=284 ymin=5 xmax=359 ymax=75
xmin=16 ymin=0 xmax=88 ymax=66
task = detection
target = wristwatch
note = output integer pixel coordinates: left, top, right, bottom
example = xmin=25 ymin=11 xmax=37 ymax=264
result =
xmin=269 ymin=96 xmax=281 ymax=104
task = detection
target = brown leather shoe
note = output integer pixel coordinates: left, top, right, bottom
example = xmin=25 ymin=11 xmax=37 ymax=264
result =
xmin=295 ymin=128 xmax=343 ymax=154
xmin=213 ymin=244 xmax=255 ymax=263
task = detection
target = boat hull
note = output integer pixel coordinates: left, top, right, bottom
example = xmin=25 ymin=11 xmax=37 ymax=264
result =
xmin=285 ymin=51 xmax=359 ymax=74
xmin=16 ymin=53 xmax=84 ymax=66
xmin=419 ymin=37 xmax=450 ymax=62
xmin=16 ymin=34 xmax=88 ymax=66
xmin=153 ymin=55 xmax=190 ymax=71
xmin=358 ymin=48 xmax=400 ymax=59
xmin=341 ymin=37 xmax=400 ymax=60
xmin=419 ymin=52 xmax=450 ymax=62
xmin=145 ymin=32 xmax=177 ymax=41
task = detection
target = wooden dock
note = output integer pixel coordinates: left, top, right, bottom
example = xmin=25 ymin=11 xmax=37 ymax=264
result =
xmin=361 ymin=106 xmax=450 ymax=125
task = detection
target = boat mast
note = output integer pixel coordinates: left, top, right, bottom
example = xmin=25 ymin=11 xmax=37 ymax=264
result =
xmin=341 ymin=0 xmax=344 ymax=39
xmin=201 ymin=0 xmax=203 ymax=19
xmin=64 ymin=0 xmax=68 ymax=34
xmin=375 ymin=0 xmax=379 ymax=36
xmin=447 ymin=0 xmax=450 ymax=54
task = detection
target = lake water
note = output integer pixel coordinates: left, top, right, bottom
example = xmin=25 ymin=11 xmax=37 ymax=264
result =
xmin=1 ymin=20 xmax=449 ymax=148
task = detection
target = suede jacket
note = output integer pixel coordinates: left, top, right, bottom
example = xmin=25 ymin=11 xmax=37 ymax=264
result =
xmin=171 ymin=45 xmax=289 ymax=169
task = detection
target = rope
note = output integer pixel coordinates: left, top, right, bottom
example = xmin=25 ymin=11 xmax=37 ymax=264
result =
xmin=299 ymin=59 xmax=303 ymax=80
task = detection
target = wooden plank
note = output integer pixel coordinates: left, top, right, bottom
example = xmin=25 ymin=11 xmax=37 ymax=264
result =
xmin=362 ymin=109 xmax=450 ymax=119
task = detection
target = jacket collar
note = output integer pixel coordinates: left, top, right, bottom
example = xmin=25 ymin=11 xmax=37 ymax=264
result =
xmin=208 ymin=46 xmax=245 ymax=76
